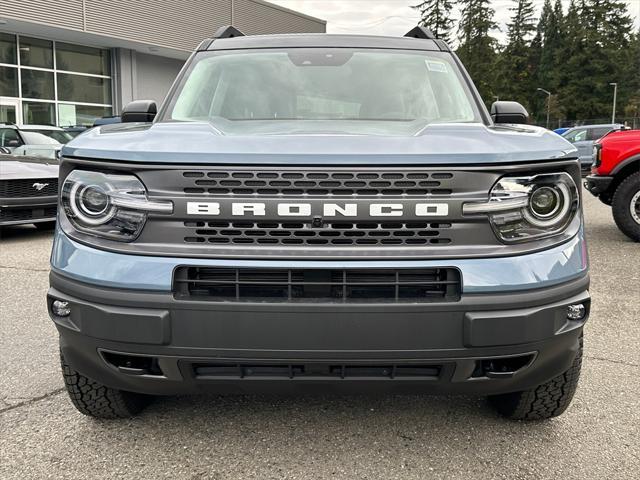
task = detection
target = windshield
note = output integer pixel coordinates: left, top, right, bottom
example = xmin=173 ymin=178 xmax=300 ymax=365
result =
xmin=20 ymin=131 xmax=61 ymax=145
xmin=22 ymin=128 xmax=73 ymax=143
xmin=164 ymin=49 xmax=480 ymax=135
xmin=22 ymin=129 xmax=73 ymax=144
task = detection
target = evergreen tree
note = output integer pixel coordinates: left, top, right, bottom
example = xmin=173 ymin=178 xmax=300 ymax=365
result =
xmin=456 ymin=0 xmax=498 ymax=104
xmin=623 ymin=28 xmax=640 ymax=127
xmin=555 ymin=0 xmax=586 ymax=121
xmin=496 ymin=0 xmax=537 ymax=110
xmin=411 ymin=0 xmax=454 ymax=43
xmin=529 ymin=0 xmax=564 ymax=124
xmin=559 ymin=0 xmax=635 ymax=121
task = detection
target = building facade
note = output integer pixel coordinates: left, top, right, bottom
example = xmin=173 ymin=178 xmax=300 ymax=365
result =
xmin=0 ymin=0 xmax=325 ymax=127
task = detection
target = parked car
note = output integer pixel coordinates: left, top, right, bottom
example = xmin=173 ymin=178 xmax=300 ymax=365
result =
xmin=92 ymin=115 xmax=121 ymax=127
xmin=585 ymin=129 xmax=640 ymax=241
xmin=63 ymin=126 xmax=89 ymax=138
xmin=0 ymin=153 xmax=59 ymax=229
xmin=20 ymin=125 xmax=73 ymax=144
xmin=49 ymin=26 xmax=589 ymax=421
xmin=562 ymin=124 xmax=626 ymax=174
xmin=0 ymin=124 xmax=64 ymax=159
xmin=1 ymin=123 xmax=69 ymax=147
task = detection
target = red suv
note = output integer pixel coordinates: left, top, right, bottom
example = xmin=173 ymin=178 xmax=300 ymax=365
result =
xmin=585 ymin=129 xmax=640 ymax=241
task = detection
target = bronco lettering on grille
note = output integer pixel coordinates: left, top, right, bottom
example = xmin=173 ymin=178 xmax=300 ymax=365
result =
xmin=186 ymin=202 xmax=449 ymax=217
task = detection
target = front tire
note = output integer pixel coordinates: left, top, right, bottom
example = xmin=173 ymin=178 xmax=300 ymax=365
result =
xmin=612 ymin=171 xmax=640 ymax=242
xmin=60 ymin=351 xmax=152 ymax=418
xmin=489 ymin=336 xmax=583 ymax=420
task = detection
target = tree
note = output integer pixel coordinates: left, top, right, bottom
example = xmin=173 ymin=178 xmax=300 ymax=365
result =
xmin=456 ymin=0 xmax=499 ymax=104
xmin=528 ymin=0 xmax=564 ymax=124
xmin=555 ymin=0 xmax=586 ymax=121
xmin=622 ymin=27 xmax=640 ymax=127
xmin=495 ymin=0 xmax=537 ymax=110
xmin=411 ymin=0 xmax=454 ymax=43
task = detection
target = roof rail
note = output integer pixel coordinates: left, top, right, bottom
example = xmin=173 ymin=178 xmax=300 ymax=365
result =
xmin=404 ymin=26 xmax=436 ymax=40
xmin=213 ymin=25 xmax=245 ymax=39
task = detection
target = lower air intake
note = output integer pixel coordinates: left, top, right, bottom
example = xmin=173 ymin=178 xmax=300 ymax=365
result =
xmin=173 ymin=267 xmax=461 ymax=303
xmin=192 ymin=363 xmax=442 ymax=380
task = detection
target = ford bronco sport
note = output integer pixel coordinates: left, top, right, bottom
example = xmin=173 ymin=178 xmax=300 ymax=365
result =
xmin=49 ymin=27 xmax=589 ymax=420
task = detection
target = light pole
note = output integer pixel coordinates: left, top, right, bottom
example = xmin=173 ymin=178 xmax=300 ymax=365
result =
xmin=537 ymin=88 xmax=551 ymax=129
xmin=609 ymin=82 xmax=617 ymax=124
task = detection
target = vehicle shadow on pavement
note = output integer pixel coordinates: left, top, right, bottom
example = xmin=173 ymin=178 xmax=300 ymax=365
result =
xmin=66 ymin=393 xmax=564 ymax=477
xmin=105 ymin=392 xmax=560 ymax=433
xmin=0 ymin=224 xmax=55 ymax=241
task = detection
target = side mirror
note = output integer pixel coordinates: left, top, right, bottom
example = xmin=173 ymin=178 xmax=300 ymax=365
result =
xmin=121 ymin=100 xmax=157 ymax=123
xmin=7 ymin=139 xmax=21 ymax=147
xmin=490 ymin=101 xmax=529 ymax=125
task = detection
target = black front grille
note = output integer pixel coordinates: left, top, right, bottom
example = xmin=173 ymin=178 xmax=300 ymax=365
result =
xmin=0 ymin=206 xmax=57 ymax=222
xmin=173 ymin=267 xmax=461 ymax=303
xmin=192 ymin=362 xmax=442 ymax=380
xmin=184 ymin=220 xmax=453 ymax=246
xmin=181 ymin=170 xmax=455 ymax=197
xmin=0 ymin=178 xmax=58 ymax=198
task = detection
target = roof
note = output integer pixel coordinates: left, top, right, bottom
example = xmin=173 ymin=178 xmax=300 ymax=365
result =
xmin=203 ymin=33 xmax=444 ymax=52
xmin=565 ymin=124 xmax=625 ymax=131
xmin=21 ymin=125 xmax=65 ymax=131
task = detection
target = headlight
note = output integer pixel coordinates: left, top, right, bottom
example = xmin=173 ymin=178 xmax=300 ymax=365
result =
xmin=592 ymin=143 xmax=602 ymax=168
xmin=463 ymin=172 xmax=579 ymax=243
xmin=61 ymin=170 xmax=172 ymax=241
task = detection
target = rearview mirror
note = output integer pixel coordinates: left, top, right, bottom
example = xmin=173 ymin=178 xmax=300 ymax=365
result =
xmin=121 ymin=100 xmax=157 ymax=123
xmin=490 ymin=101 xmax=529 ymax=125
xmin=7 ymin=139 xmax=21 ymax=148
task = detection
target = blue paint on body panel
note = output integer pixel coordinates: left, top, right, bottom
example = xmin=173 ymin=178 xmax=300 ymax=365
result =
xmin=51 ymin=229 xmax=587 ymax=293
xmin=62 ymin=122 xmax=576 ymax=165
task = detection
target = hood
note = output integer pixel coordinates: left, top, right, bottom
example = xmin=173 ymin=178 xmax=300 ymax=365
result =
xmin=0 ymin=156 xmax=59 ymax=180
xmin=62 ymin=121 xmax=578 ymax=165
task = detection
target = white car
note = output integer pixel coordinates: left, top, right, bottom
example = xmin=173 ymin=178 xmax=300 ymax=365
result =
xmin=20 ymin=125 xmax=73 ymax=144
xmin=0 ymin=125 xmax=63 ymax=160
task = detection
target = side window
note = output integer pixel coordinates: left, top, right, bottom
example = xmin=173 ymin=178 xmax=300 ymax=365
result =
xmin=588 ymin=128 xmax=611 ymax=141
xmin=0 ymin=128 xmax=22 ymax=147
xmin=565 ymin=129 xmax=587 ymax=143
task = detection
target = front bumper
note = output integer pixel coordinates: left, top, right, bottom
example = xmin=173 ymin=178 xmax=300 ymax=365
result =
xmin=49 ymin=270 xmax=589 ymax=397
xmin=0 ymin=196 xmax=57 ymax=226
xmin=584 ymin=175 xmax=613 ymax=196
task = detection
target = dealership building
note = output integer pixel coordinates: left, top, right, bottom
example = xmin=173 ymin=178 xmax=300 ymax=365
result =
xmin=0 ymin=0 xmax=325 ymax=127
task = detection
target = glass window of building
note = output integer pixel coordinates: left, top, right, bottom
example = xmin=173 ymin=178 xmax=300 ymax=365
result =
xmin=0 ymin=33 xmax=17 ymax=64
xmin=22 ymin=101 xmax=56 ymax=126
xmin=58 ymin=104 xmax=112 ymax=127
xmin=19 ymin=37 xmax=53 ymax=69
xmin=0 ymin=66 xmax=18 ymax=97
xmin=56 ymin=42 xmax=110 ymax=76
xmin=21 ymin=69 xmax=55 ymax=100
xmin=57 ymin=73 xmax=111 ymax=104
xmin=0 ymin=34 xmax=113 ymax=127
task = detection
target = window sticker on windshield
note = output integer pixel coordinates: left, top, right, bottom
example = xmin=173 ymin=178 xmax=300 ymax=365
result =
xmin=426 ymin=60 xmax=448 ymax=73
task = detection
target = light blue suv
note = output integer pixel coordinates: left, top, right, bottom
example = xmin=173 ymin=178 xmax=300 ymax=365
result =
xmin=48 ymin=26 xmax=589 ymax=421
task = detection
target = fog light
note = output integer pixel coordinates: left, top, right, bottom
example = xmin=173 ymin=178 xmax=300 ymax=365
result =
xmin=567 ymin=303 xmax=586 ymax=320
xmin=52 ymin=300 xmax=71 ymax=317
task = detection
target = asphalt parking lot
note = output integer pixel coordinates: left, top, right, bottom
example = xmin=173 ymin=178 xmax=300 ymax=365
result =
xmin=0 ymin=192 xmax=638 ymax=480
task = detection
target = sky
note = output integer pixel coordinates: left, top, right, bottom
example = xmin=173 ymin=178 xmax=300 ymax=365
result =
xmin=270 ymin=0 xmax=640 ymax=44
